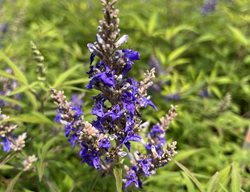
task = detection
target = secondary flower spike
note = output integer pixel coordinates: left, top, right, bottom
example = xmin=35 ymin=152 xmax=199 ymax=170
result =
xmin=0 ymin=109 xmax=27 ymax=152
xmin=51 ymin=0 xmax=177 ymax=189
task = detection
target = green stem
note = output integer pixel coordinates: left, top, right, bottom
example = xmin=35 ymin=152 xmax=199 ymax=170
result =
xmin=113 ymin=166 xmax=123 ymax=192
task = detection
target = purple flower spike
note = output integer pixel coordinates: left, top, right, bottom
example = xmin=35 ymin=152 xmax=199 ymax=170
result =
xmin=51 ymin=0 xmax=177 ymax=189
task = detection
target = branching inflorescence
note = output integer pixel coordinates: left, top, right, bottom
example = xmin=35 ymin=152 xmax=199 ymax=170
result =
xmin=0 ymin=68 xmax=22 ymax=108
xmin=51 ymin=0 xmax=177 ymax=189
xmin=0 ymin=109 xmax=27 ymax=152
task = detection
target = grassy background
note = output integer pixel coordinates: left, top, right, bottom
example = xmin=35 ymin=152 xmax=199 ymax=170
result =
xmin=0 ymin=0 xmax=250 ymax=191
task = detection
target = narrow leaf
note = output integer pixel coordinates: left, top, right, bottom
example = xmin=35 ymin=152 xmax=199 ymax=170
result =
xmin=231 ymin=163 xmax=241 ymax=192
xmin=228 ymin=25 xmax=249 ymax=46
xmin=148 ymin=13 xmax=158 ymax=35
xmin=5 ymin=172 xmax=23 ymax=192
xmin=174 ymin=160 xmax=204 ymax=192
xmin=53 ymin=65 xmax=82 ymax=88
xmin=181 ymin=172 xmax=196 ymax=192
xmin=113 ymin=167 xmax=123 ymax=192
xmin=0 ymin=52 xmax=28 ymax=85
xmin=8 ymin=112 xmax=53 ymax=125
xmin=168 ymin=45 xmax=189 ymax=63
xmin=0 ymin=96 xmax=26 ymax=108
xmin=37 ymin=137 xmax=58 ymax=181
xmin=207 ymin=172 xmax=220 ymax=192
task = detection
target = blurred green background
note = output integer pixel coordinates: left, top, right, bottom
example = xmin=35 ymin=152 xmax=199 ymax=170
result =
xmin=0 ymin=0 xmax=250 ymax=191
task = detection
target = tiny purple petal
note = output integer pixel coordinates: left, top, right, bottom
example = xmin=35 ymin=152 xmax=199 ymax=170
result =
xmin=99 ymin=138 xmax=111 ymax=149
xmin=2 ymin=137 xmax=11 ymax=152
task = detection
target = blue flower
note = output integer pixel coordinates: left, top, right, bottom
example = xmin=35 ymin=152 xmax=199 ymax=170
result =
xmin=0 ymin=90 xmax=5 ymax=107
xmin=92 ymin=118 xmax=105 ymax=132
xmin=79 ymin=143 xmax=101 ymax=169
xmin=0 ymin=23 xmax=8 ymax=34
xmin=99 ymin=138 xmax=111 ymax=149
xmin=122 ymin=131 xmax=141 ymax=151
xmin=90 ymin=53 xmax=95 ymax=64
xmin=125 ymin=166 xmax=142 ymax=189
xmin=122 ymin=49 xmax=140 ymax=76
xmin=54 ymin=111 xmax=61 ymax=123
xmin=123 ymin=49 xmax=140 ymax=61
xmin=199 ymin=87 xmax=209 ymax=98
xmin=92 ymin=94 xmax=106 ymax=117
xmin=1 ymin=137 xmax=11 ymax=152
xmin=149 ymin=125 xmax=165 ymax=145
xmin=145 ymin=125 xmax=165 ymax=155
xmin=139 ymin=96 xmax=157 ymax=110
xmin=104 ymin=104 xmax=124 ymax=122
xmin=68 ymin=133 xmax=78 ymax=148
xmin=71 ymin=94 xmax=83 ymax=116
xmin=122 ymin=91 xmax=136 ymax=115
xmin=87 ymin=66 xmax=95 ymax=77
xmin=164 ymin=93 xmax=180 ymax=101
xmin=86 ymin=64 xmax=115 ymax=89
xmin=201 ymin=0 xmax=217 ymax=15
xmin=64 ymin=122 xmax=73 ymax=137
xmin=138 ymin=158 xmax=151 ymax=176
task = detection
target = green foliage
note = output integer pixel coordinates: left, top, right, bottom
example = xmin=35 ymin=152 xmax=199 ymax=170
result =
xmin=0 ymin=0 xmax=250 ymax=191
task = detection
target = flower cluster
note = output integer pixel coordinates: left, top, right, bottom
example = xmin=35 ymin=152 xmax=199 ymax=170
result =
xmin=201 ymin=0 xmax=217 ymax=15
xmin=0 ymin=68 xmax=21 ymax=108
xmin=51 ymin=0 xmax=177 ymax=189
xmin=124 ymin=106 xmax=177 ymax=188
xmin=0 ymin=108 xmax=27 ymax=152
xmin=22 ymin=155 xmax=38 ymax=171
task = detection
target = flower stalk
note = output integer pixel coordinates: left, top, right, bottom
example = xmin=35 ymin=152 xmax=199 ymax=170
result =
xmin=51 ymin=0 xmax=177 ymax=190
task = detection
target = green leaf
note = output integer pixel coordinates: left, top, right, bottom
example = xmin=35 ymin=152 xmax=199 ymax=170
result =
xmin=8 ymin=111 xmax=53 ymax=125
xmin=37 ymin=137 xmax=58 ymax=181
xmin=8 ymin=82 xmax=39 ymax=96
xmin=113 ymin=167 xmax=123 ymax=192
xmin=218 ymin=165 xmax=231 ymax=192
xmin=53 ymin=64 xmax=82 ymax=88
xmin=168 ymin=44 xmax=189 ymax=63
xmin=174 ymin=149 xmax=205 ymax=162
xmin=25 ymin=91 xmax=38 ymax=110
xmin=63 ymin=78 xmax=89 ymax=85
xmin=5 ymin=172 xmax=23 ymax=192
xmin=61 ymin=86 xmax=86 ymax=92
xmin=207 ymin=172 xmax=220 ymax=192
xmin=231 ymin=163 xmax=241 ymax=192
xmin=171 ymin=58 xmax=190 ymax=67
xmin=228 ymin=25 xmax=249 ymax=46
xmin=0 ymin=96 xmax=26 ymax=108
xmin=62 ymin=174 xmax=74 ymax=191
xmin=166 ymin=25 xmax=196 ymax=41
xmin=148 ymin=13 xmax=158 ymax=35
xmin=215 ymin=77 xmax=232 ymax=85
xmin=0 ymin=70 xmax=17 ymax=80
xmin=174 ymin=160 xmax=204 ymax=192
xmin=46 ymin=180 xmax=59 ymax=192
xmin=210 ymin=86 xmax=222 ymax=98
xmin=0 ymin=164 xmax=14 ymax=170
xmin=23 ymin=189 xmax=35 ymax=192
xmin=0 ymin=52 xmax=28 ymax=85
xmin=126 ymin=13 xmax=146 ymax=32
xmin=182 ymin=172 xmax=196 ymax=192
